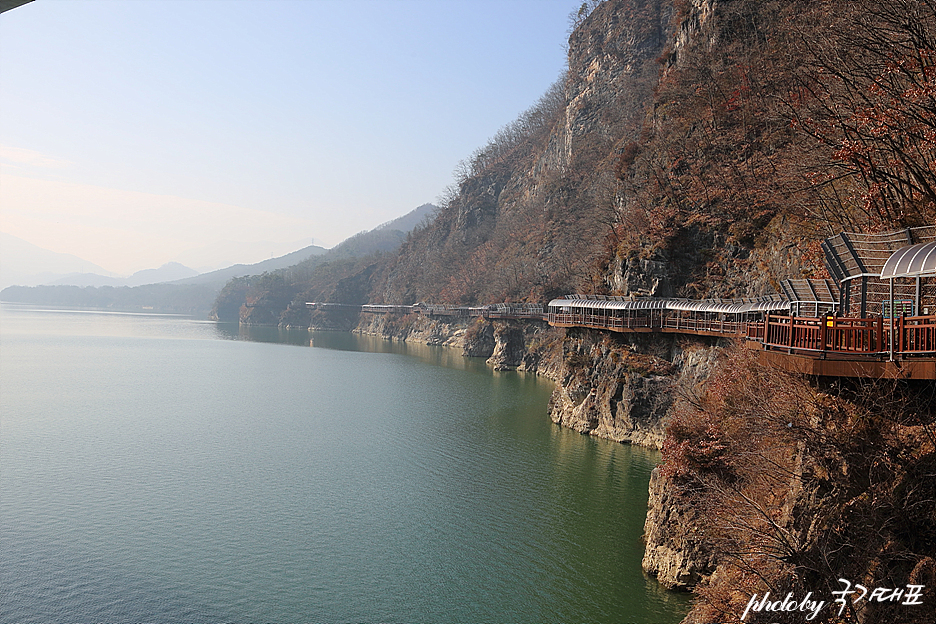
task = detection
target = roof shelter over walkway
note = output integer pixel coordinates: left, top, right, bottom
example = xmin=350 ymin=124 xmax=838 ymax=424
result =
xmin=822 ymin=226 xmax=936 ymax=316
xmin=881 ymin=241 xmax=936 ymax=280
xmin=879 ymin=240 xmax=936 ymax=327
xmin=779 ymin=279 xmax=840 ymax=317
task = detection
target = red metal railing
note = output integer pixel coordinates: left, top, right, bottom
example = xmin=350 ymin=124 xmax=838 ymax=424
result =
xmin=351 ymin=302 xmax=936 ymax=361
xmin=896 ymin=315 xmax=936 ymax=354
xmin=747 ymin=321 xmax=765 ymax=341
xmin=549 ymin=311 xmax=936 ymax=359
xmin=827 ymin=317 xmax=882 ymax=353
xmin=763 ymin=314 xmax=882 ymax=353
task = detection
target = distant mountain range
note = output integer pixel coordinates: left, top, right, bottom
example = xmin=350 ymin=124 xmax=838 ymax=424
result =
xmin=0 ymin=232 xmax=324 ymax=291
xmin=170 ymin=237 xmax=323 ymax=273
xmin=169 ymin=203 xmax=437 ymax=290
xmin=0 ymin=203 xmax=437 ymax=315
xmin=171 ymin=244 xmax=328 ymax=289
xmin=45 ymin=262 xmax=201 ymax=288
xmin=0 ymin=232 xmax=118 ymax=290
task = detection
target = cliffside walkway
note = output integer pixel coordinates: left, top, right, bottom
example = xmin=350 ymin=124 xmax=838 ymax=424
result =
xmin=545 ymin=297 xmax=935 ymax=380
xmin=307 ymin=299 xmax=935 ymax=380
xmin=307 ymin=228 xmax=936 ymax=379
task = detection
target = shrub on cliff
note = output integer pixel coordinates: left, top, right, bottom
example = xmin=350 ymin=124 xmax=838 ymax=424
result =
xmin=660 ymin=345 xmax=936 ymax=623
xmin=662 ymin=347 xmax=802 ymax=483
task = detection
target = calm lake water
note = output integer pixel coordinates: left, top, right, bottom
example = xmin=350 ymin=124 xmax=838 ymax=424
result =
xmin=0 ymin=304 xmax=689 ymax=623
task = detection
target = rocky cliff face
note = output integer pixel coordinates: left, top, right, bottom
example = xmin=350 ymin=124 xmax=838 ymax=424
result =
xmin=642 ymin=466 xmax=717 ymax=590
xmin=352 ymin=313 xmax=467 ymax=349
xmin=547 ymin=328 xmax=722 ymax=448
xmin=560 ymin=0 xmax=674 ymax=172
xmin=639 ymin=343 xmax=936 ymax=624
xmin=349 ymin=313 xmax=561 ymax=375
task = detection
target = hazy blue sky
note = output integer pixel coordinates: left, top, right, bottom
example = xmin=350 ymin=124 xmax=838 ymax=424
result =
xmin=0 ymin=0 xmax=577 ymax=274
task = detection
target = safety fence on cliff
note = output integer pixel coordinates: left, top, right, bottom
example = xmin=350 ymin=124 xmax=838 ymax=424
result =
xmin=545 ymin=295 xmax=936 ymax=364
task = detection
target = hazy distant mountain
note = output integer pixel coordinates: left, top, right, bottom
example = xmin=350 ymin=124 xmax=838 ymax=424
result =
xmin=125 ymin=262 xmax=200 ymax=286
xmin=211 ymin=203 xmax=441 ymax=323
xmin=1 ymin=203 xmax=434 ymax=316
xmin=173 ymin=238 xmax=321 ymax=273
xmin=46 ymin=262 xmax=200 ymax=288
xmin=0 ymin=232 xmax=116 ymax=289
xmin=374 ymin=203 xmax=437 ymax=233
xmin=188 ymin=204 xmax=436 ymax=292
xmin=172 ymin=243 xmax=328 ymax=288
xmin=46 ymin=273 xmax=125 ymax=287
xmin=0 ymin=246 xmax=324 ymax=316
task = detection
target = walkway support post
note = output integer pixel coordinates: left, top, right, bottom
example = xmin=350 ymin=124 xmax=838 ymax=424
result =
xmin=889 ymin=277 xmax=895 ymax=362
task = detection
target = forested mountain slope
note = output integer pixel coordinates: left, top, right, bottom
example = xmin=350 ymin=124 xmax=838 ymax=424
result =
xmin=378 ymin=0 xmax=934 ymax=306
xmin=210 ymin=203 xmax=436 ymax=323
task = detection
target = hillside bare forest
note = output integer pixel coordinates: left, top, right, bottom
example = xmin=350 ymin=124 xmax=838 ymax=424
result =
xmin=218 ymin=1 xmax=935 ymax=622
xmin=232 ymin=0 xmax=933 ymax=324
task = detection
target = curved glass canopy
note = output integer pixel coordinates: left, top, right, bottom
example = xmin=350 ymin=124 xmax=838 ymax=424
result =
xmin=880 ymin=241 xmax=936 ymax=279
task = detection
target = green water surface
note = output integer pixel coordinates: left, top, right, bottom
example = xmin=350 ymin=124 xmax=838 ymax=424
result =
xmin=0 ymin=304 xmax=689 ymax=623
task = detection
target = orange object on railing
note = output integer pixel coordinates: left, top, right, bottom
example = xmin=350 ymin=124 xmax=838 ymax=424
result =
xmin=823 ymin=317 xmax=880 ymax=353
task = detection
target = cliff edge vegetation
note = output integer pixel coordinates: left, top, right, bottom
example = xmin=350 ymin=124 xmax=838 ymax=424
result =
xmin=646 ymin=345 xmax=935 ymax=624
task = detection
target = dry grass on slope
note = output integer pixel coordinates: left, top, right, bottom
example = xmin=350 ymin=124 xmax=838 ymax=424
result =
xmin=661 ymin=345 xmax=936 ymax=624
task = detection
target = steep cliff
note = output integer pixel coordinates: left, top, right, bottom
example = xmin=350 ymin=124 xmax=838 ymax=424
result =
xmin=642 ymin=466 xmax=717 ymax=590
xmin=373 ymin=0 xmax=676 ymax=305
xmin=641 ymin=346 xmax=936 ymax=623
xmin=547 ymin=329 xmax=722 ymax=448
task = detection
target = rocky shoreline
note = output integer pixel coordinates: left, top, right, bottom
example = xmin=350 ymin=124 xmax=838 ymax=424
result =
xmin=346 ymin=312 xmax=722 ymax=446
xmin=335 ymin=311 xmax=724 ymax=597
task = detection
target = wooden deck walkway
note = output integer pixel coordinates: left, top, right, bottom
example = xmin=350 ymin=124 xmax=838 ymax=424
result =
xmin=307 ymin=301 xmax=936 ymax=379
xmin=547 ymin=309 xmax=935 ymax=379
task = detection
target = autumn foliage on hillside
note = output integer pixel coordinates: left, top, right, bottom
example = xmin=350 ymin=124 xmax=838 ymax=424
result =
xmin=792 ymin=0 xmax=936 ymax=231
xmin=608 ymin=0 xmax=935 ymax=299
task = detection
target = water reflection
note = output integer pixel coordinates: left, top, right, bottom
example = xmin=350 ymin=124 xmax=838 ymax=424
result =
xmin=213 ymin=322 xmax=314 ymax=346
